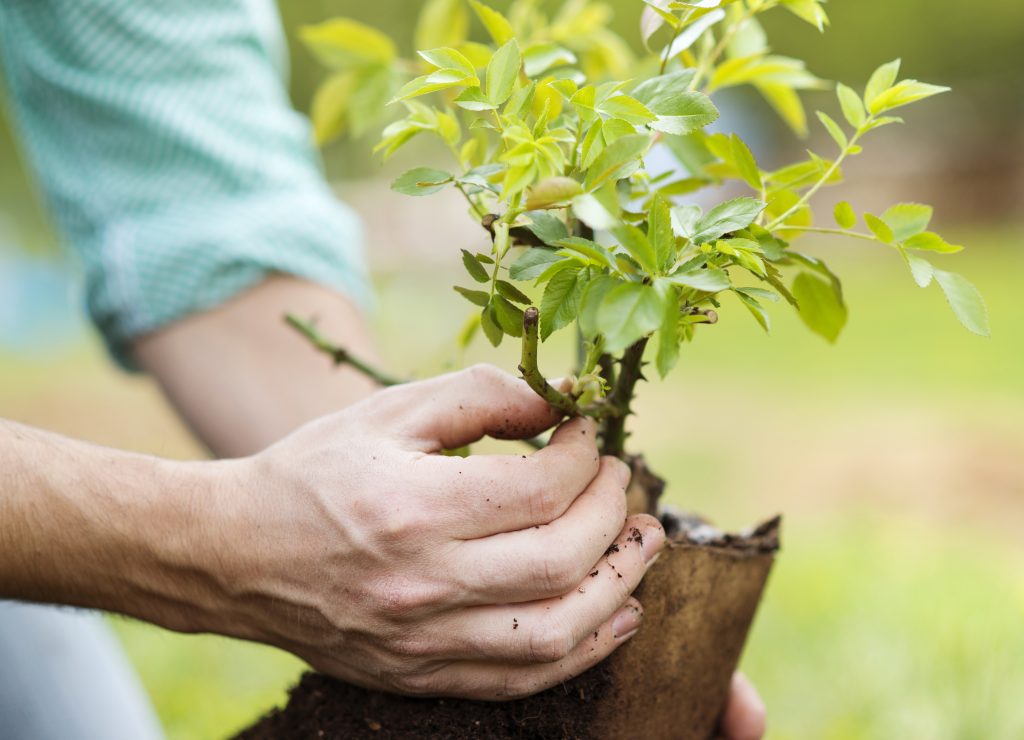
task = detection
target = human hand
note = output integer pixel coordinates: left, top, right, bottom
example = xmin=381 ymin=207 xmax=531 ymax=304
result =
xmin=200 ymin=365 xmax=665 ymax=700
xmin=719 ymin=672 xmax=767 ymax=740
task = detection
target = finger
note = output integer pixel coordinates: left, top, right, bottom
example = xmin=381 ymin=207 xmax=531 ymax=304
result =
xmin=451 ymin=456 xmax=635 ymax=604
xmin=449 ymin=460 xmax=666 ymax=606
xmin=410 ymin=596 xmax=645 ymax=701
xmin=423 ymin=514 xmax=664 ymax=662
xmin=377 ymin=364 xmax=569 ymax=451
xmin=424 ymin=416 xmax=600 ymax=537
xmin=720 ymin=672 xmax=767 ymax=740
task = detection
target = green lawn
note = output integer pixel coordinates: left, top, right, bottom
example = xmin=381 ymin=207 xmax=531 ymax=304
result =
xmin=6 ymin=224 xmax=1022 ymax=739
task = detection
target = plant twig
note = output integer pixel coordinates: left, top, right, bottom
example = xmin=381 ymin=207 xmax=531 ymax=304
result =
xmin=285 ymin=314 xmax=404 ymax=387
xmin=518 ymin=308 xmax=580 ymax=417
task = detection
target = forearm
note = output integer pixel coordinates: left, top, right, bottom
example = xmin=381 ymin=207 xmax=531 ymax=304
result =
xmin=0 ymin=419 xmax=232 ymax=633
xmin=133 ymin=276 xmax=380 ymax=458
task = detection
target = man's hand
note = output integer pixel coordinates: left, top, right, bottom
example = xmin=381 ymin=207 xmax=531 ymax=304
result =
xmin=198 ymin=365 xmax=665 ymax=700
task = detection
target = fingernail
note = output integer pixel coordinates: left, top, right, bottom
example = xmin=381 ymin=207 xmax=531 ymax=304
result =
xmin=612 ymin=604 xmax=643 ymax=639
xmin=642 ymin=525 xmax=666 ymax=565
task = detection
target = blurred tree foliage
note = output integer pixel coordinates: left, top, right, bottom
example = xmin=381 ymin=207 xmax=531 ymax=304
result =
xmin=280 ymin=0 xmax=1024 ymax=112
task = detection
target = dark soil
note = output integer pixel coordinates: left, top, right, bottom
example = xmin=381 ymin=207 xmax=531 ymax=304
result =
xmin=237 ymin=662 xmax=616 ymax=740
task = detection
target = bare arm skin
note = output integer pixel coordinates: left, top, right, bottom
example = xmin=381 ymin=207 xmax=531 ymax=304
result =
xmin=132 ymin=275 xmax=380 ymax=458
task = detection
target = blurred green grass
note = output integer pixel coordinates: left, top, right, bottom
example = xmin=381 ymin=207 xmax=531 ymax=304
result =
xmin=91 ymin=225 xmax=1024 ymax=740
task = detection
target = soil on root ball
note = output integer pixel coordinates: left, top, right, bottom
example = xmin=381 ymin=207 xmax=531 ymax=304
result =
xmin=237 ymin=516 xmax=780 ymax=740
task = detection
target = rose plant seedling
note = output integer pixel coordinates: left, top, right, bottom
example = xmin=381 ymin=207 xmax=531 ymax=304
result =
xmin=294 ymin=0 xmax=988 ymax=469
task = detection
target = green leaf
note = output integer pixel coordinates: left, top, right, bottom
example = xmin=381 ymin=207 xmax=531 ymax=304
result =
xmin=734 ymin=291 xmax=771 ymax=333
xmin=613 ymin=224 xmax=658 ymax=275
xmin=692 ymin=197 xmax=766 ymax=244
xmin=648 ymin=195 xmax=676 ymax=273
xmin=671 ymin=204 xmax=702 ymax=240
xmin=492 ymin=295 xmax=525 ymax=337
xmin=540 ymin=266 xmax=587 ymax=339
xmin=415 ymin=0 xmax=470 ymax=50
xmin=882 ymin=203 xmax=933 ymax=242
xmin=525 ymin=176 xmax=582 ymax=210
xmin=816 ymin=111 xmax=848 ymax=149
xmin=394 ymin=70 xmax=476 ymax=101
xmin=730 ymin=134 xmax=762 ymax=190
xmin=522 ymin=42 xmax=577 ymax=78
xmin=392 ymin=167 xmax=452 ymax=196
xmin=597 ymin=283 xmax=665 ymax=353
xmin=578 ymin=275 xmax=620 ymax=338
xmin=510 ymin=247 xmax=562 ymax=281
xmin=933 ymin=270 xmax=990 ymax=337
xmin=864 ymin=213 xmax=895 ymax=244
xmin=599 ymin=95 xmax=657 ymax=125
xmin=834 ymin=201 xmax=856 ymax=230
xmin=461 ymin=249 xmax=490 ymax=283
xmin=301 ymin=19 xmax=397 ymax=68
xmin=419 ymin=48 xmax=476 ymax=77
xmin=664 ymin=266 xmax=731 ymax=292
xmin=656 ymin=286 xmax=682 ymax=378
xmin=496 ymin=280 xmax=532 ymax=305
xmin=865 ymin=59 xmax=901 ymax=108
xmin=792 ymin=272 xmax=847 ymax=343
xmin=584 ymin=134 xmax=652 ymax=190
xmin=453 ymin=285 xmax=490 ymax=307
xmin=469 ymin=0 xmax=514 ymax=45
xmin=780 ymin=0 xmax=829 ymax=31
xmin=836 ymin=83 xmax=867 ymax=128
xmin=904 ymin=232 xmax=964 ymax=254
xmin=480 ymin=303 xmax=504 ymax=346
xmin=756 ymin=82 xmax=808 ymax=137
xmin=454 ymin=86 xmax=496 ymax=111
xmin=486 ymin=40 xmax=522 ymax=106
xmin=553 ymin=237 xmax=615 ymax=269
xmin=869 ymin=80 xmax=950 ymax=115
xmin=525 ymin=212 xmax=570 ymax=245
xmin=904 ymin=251 xmax=934 ymax=288
xmin=572 ymin=192 xmax=619 ymax=230
xmin=648 ymin=92 xmax=720 ymax=136
xmin=631 ymin=70 xmax=697 ymax=108
xmin=310 ymin=73 xmax=356 ymax=144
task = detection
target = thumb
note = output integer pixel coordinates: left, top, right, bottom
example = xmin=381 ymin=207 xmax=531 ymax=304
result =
xmin=386 ymin=364 xmax=570 ymax=451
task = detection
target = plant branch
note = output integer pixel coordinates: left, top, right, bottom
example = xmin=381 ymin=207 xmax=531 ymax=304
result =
xmin=766 ymin=127 xmax=866 ymax=231
xmin=518 ymin=308 xmax=580 ymax=417
xmin=285 ymin=314 xmax=404 ymax=387
xmin=781 ymin=226 xmax=883 ymax=243
xmin=600 ymin=338 xmax=650 ymax=458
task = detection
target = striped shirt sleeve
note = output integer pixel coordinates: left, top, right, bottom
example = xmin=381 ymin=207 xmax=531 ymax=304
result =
xmin=0 ymin=0 xmax=372 ymax=368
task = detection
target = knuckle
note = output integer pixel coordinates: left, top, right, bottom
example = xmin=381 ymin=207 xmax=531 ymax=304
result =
xmin=531 ymin=553 xmax=583 ymax=595
xmin=372 ymin=577 xmax=443 ymax=620
xmin=528 ymin=623 xmax=575 ymax=663
xmin=524 ymin=477 xmax=561 ymax=522
xmin=389 ymin=668 xmax=440 ymax=697
xmin=464 ymin=363 xmax=506 ymax=386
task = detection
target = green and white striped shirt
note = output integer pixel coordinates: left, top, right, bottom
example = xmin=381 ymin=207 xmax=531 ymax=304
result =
xmin=0 ymin=0 xmax=371 ymax=367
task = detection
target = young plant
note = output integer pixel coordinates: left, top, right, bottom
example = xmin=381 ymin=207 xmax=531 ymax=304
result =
xmin=295 ymin=0 xmax=988 ymax=482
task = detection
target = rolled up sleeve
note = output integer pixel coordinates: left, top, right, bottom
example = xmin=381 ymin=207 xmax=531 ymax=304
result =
xmin=0 ymin=0 xmax=371 ymax=367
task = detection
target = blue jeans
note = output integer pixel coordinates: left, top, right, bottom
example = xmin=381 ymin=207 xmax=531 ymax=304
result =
xmin=0 ymin=602 xmax=163 ymax=740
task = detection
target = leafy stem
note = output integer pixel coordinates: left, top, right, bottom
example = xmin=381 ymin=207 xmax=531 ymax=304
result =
xmin=690 ymin=6 xmax=756 ymax=92
xmin=284 ymin=314 xmax=404 ymax=387
xmin=766 ymin=124 xmax=868 ymax=230
xmin=781 ymin=226 xmax=883 ymax=243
